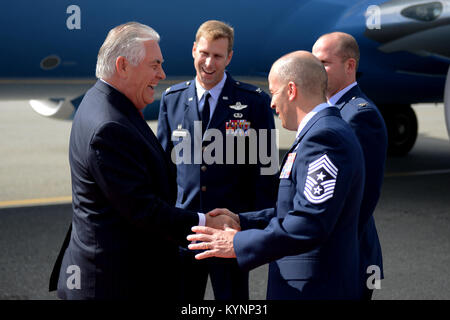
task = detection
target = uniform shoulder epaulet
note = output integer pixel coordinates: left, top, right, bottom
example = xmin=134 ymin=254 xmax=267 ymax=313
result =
xmin=164 ymin=80 xmax=192 ymax=95
xmin=350 ymin=96 xmax=369 ymax=108
xmin=233 ymin=80 xmax=265 ymax=95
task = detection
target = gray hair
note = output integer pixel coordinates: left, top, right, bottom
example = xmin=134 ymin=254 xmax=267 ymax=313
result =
xmin=273 ymin=51 xmax=328 ymax=99
xmin=95 ymin=22 xmax=160 ymax=79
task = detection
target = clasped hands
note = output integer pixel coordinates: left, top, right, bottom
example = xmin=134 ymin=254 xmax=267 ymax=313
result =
xmin=187 ymin=208 xmax=239 ymax=260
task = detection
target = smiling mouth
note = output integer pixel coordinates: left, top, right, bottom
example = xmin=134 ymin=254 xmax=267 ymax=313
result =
xmin=202 ymin=67 xmax=214 ymax=75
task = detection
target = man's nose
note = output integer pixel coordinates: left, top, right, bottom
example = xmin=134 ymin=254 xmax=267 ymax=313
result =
xmin=159 ymin=67 xmax=166 ymax=80
xmin=204 ymin=56 xmax=212 ymax=67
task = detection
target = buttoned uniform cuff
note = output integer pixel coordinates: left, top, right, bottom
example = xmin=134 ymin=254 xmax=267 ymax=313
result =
xmin=197 ymin=212 xmax=206 ymax=226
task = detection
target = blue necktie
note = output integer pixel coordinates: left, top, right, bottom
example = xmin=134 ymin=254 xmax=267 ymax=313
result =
xmin=202 ymin=92 xmax=210 ymax=135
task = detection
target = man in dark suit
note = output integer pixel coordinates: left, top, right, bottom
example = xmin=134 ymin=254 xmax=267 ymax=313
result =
xmin=188 ymin=51 xmax=366 ymax=300
xmin=157 ymin=20 xmax=278 ymax=300
xmin=313 ymin=32 xmax=388 ymax=300
xmin=48 ymin=22 xmax=237 ymax=300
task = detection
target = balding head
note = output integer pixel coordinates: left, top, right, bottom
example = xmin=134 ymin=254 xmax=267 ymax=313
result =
xmin=313 ymin=32 xmax=360 ymax=68
xmin=312 ymin=32 xmax=359 ymax=98
xmin=268 ymin=51 xmax=328 ymax=130
xmin=270 ymin=50 xmax=328 ymax=100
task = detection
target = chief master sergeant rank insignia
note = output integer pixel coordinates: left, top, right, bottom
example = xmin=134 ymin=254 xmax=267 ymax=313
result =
xmin=304 ymin=154 xmax=338 ymax=204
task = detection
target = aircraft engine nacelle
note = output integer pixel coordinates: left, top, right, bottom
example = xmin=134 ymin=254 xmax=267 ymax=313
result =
xmin=29 ymin=98 xmax=76 ymax=120
xmin=445 ymin=66 xmax=450 ymax=140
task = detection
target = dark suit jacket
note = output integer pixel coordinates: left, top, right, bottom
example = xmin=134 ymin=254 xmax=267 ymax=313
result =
xmin=235 ymin=107 xmax=365 ymax=299
xmin=49 ymin=80 xmax=198 ymax=299
xmin=336 ymin=85 xmax=387 ymax=284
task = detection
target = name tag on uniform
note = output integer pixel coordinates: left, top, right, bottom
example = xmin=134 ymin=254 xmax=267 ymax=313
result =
xmin=172 ymin=124 xmax=188 ymax=141
xmin=280 ymin=153 xmax=296 ymax=179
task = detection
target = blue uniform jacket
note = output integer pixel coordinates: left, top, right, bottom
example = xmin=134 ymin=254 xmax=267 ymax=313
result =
xmin=50 ymin=80 xmax=198 ymax=299
xmin=157 ymin=73 xmax=278 ymax=215
xmin=234 ymin=107 xmax=365 ymax=300
xmin=336 ymin=84 xmax=387 ymax=283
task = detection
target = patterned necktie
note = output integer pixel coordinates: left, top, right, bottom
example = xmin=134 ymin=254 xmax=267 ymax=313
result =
xmin=202 ymin=92 xmax=211 ymax=135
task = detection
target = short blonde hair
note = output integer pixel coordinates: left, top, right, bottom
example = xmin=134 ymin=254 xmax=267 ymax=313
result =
xmin=195 ymin=20 xmax=234 ymax=53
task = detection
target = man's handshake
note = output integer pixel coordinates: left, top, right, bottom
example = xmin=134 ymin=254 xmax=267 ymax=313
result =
xmin=205 ymin=208 xmax=240 ymax=230
xmin=189 ymin=208 xmax=240 ymax=260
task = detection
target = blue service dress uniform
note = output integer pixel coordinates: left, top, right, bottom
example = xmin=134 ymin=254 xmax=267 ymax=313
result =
xmin=235 ymin=106 xmax=365 ymax=299
xmin=157 ymin=72 xmax=278 ymax=300
xmin=335 ymin=84 xmax=387 ymax=296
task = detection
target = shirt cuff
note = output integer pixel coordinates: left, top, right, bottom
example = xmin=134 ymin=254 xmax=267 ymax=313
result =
xmin=197 ymin=212 xmax=206 ymax=226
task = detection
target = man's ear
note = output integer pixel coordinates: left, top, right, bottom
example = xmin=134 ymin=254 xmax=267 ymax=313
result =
xmin=115 ymin=56 xmax=128 ymax=78
xmin=225 ymin=50 xmax=233 ymax=67
xmin=288 ymin=81 xmax=297 ymax=102
xmin=346 ymin=58 xmax=357 ymax=75
xmin=192 ymin=42 xmax=197 ymax=59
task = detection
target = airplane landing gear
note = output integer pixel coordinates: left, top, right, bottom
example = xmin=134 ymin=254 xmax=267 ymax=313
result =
xmin=380 ymin=104 xmax=418 ymax=156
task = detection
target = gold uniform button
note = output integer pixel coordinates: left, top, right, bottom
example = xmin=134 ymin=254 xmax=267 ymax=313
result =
xmin=201 ymin=166 xmax=207 ymax=172
xmin=201 ymin=186 xmax=207 ymax=192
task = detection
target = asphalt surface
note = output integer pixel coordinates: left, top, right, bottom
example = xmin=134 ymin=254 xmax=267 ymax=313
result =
xmin=0 ymin=101 xmax=449 ymax=300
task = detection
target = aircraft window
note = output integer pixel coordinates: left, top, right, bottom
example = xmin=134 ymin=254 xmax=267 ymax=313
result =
xmin=401 ymin=2 xmax=443 ymax=22
xmin=40 ymin=55 xmax=61 ymax=70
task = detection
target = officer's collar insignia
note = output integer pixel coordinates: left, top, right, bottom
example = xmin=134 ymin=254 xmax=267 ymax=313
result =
xmin=222 ymin=96 xmax=229 ymax=100
xmin=358 ymin=102 xmax=368 ymax=107
xmin=229 ymin=102 xmax=247 ymax=110
xmin=256 ymin=88 xmax=262 ymax=93
xmin=188 ymin=97 xmax=194 ymax=102
xmin=304 ymin=154 xmax=338 ymax=204
xmin=165 ymin=87 xmax=171 ymax=93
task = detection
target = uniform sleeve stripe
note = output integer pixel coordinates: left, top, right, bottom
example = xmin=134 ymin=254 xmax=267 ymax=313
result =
xmin=308 ymin=154 xmax=338 ymax=176
xmin=304 ymin=191 xmax=334 ymax=204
